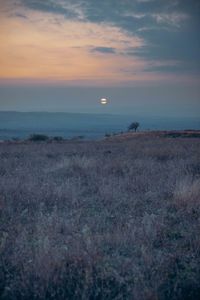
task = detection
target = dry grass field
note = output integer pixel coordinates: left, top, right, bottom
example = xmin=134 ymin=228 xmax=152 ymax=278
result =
xmin=0 ymin=132 xmax=200 ymax=300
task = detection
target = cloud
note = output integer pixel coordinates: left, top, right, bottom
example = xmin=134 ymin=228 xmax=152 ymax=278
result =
xmin=91 ymin=47 xmax=116 ymax=54
xmin=14 ymin=12 xmax=28 ymax=19
xmin=123 ymin=12 xmax=146 ymax=19
xmin=151 ymin=12 xmax=189 ymax=27
xmin=19 ymin=0 xmax=86 ymax=20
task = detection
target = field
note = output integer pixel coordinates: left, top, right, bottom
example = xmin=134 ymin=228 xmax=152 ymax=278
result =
xmin=0 ymin=133 xmax=200 ymax=300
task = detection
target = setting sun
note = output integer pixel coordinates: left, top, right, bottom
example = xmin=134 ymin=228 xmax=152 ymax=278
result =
xmin=100 ymin=98 xmax=108 ymax=105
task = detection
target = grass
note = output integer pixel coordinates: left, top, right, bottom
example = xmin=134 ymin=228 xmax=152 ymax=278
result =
xmin=0 ymin=133 xmax=200 ymax=299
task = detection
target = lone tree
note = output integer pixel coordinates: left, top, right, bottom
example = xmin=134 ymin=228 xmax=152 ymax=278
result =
xmin=128 ymin=122 xmax=140 ymax=132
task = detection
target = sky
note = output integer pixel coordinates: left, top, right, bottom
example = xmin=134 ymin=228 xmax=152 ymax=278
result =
xmin=0 ymin=0 xmax=200 ymax=116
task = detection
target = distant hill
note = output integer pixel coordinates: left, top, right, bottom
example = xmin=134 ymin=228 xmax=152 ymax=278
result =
xmin=0 ymin=111 xmax=199 ymax=140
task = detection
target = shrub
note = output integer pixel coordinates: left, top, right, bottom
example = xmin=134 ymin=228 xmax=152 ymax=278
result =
xmin=105 ymin=133 xmax=111 ymax=137
xmin=53 ymin=136 xmax=64 ymax=141
xmin=29 ymin=134 xmax=49 ymax=141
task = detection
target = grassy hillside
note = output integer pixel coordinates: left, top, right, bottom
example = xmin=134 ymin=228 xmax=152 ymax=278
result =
xmin=0 ymin=134 xmax=200 ymax=299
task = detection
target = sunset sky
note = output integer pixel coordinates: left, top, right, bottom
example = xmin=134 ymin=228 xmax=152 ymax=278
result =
xmin=0 ymin=0 xmax=199 ymax=116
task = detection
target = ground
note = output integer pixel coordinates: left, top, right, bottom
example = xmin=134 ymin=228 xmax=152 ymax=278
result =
xmin=0 ymin=132 xmax=200 ymax=300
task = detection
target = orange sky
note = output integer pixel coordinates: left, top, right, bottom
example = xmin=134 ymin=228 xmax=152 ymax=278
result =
xmin=0 ymin=0 xmax=199 ymax=87
xmin=0 ymin=8 xmax=146 ymax=84
xmin=0 ymin=4 xmax=183 ymax=86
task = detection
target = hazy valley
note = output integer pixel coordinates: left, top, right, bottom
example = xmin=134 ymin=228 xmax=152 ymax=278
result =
xmin=0 ymin=111 xmax=199 ymax=140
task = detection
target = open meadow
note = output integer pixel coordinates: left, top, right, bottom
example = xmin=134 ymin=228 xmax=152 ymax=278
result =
xmin=0 ymin=133 xmax=200 ymax=300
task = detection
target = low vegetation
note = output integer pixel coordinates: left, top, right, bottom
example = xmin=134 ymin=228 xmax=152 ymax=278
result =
xmin=0 ymin=134 xmax=200 ymax=299
xmin=29 ymin=134 xmax=49 ymax=141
